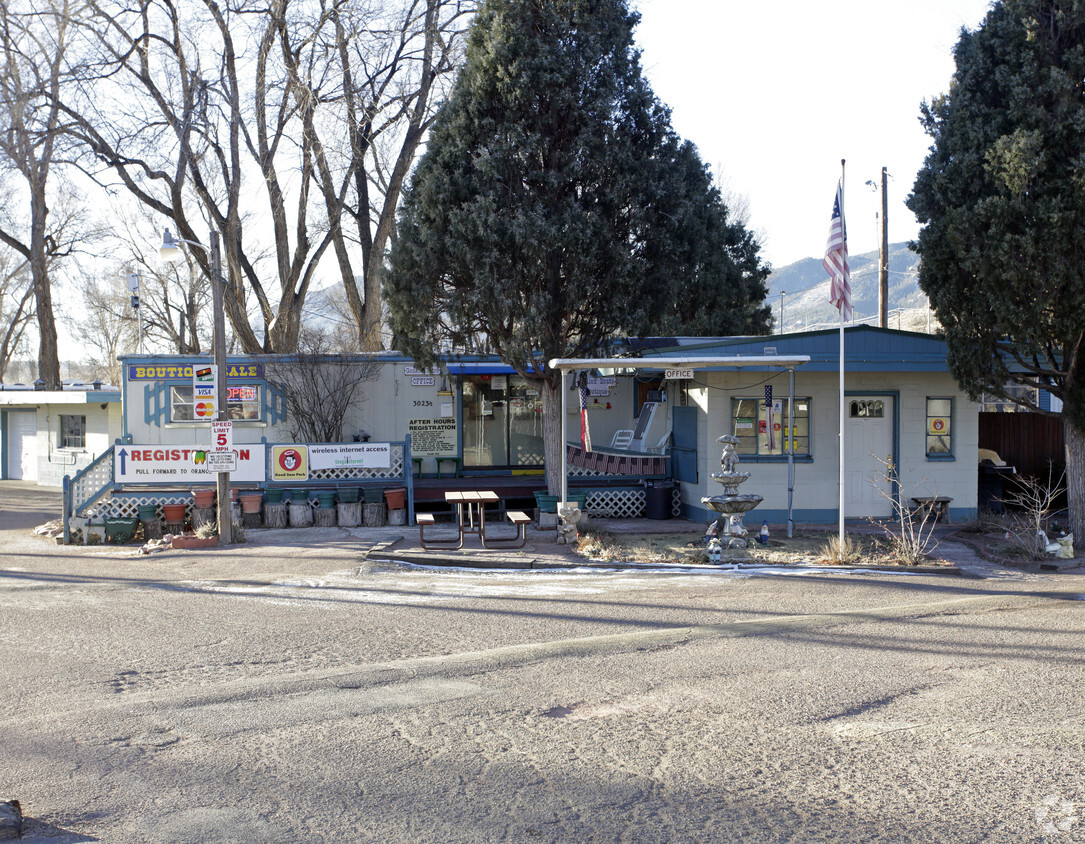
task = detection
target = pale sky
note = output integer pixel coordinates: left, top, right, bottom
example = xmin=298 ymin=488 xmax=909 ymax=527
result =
xmin=635 ymin=0 xmax=995 ymax=268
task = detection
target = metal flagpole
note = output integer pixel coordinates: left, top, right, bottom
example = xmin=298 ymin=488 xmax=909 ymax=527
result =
xmin=838 ymin=160 xmax=846 ymax=548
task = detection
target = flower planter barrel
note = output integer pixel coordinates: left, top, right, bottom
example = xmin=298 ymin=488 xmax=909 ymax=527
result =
xmin=239 ymin=492 xmax=264 ymax=529
xmin=191 ymin=488 xmax=216 ymax=509
xmin=104 ymin=517 xmax=138 ymax=543
xmin=385 ymin=487 xmax=407 ymax=526
xmin=239 ymin=492 xmax=263 ymax=514
xmin=288 ymin=499 xmax=314 ymax=528
xmin=337 ymin=501 xmax=362 ymax=527
xmin=138 ymin=504 xmax=162 ymax=540
xmin=162 ymin=503 xmax=187 ymax=532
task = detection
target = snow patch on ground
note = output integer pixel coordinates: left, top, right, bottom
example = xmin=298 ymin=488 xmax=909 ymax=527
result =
xmin=176 ymin=562 xmax=928 ymax=606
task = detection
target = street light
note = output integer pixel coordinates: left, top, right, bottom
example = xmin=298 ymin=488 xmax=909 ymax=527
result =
xmin=160 ymin=227 xmax=232 ymax=544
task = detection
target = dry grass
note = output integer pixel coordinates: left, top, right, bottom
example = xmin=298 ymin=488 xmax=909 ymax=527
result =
xmin=573 ymin=527 xmax=944 ymax=567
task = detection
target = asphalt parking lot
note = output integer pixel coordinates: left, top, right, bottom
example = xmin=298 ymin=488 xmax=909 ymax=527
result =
xmin=2 ymin=482 xmax=1084 ymax=842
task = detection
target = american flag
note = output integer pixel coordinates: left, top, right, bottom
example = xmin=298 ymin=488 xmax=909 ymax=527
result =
xmin=578 ymin=377 xmax=592 ymax=453
xmin=823 ymin=180 xmax=852 ymax=320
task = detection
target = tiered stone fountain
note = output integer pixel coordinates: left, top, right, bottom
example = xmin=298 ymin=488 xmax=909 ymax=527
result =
xmin=701 ymin=434 xmax=763 ymax=548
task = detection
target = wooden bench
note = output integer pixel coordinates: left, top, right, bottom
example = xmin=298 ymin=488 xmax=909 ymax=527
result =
xmin=910 ymin=496 xmax=953 ymax=523
xmin=481 ymin=510 xmax=531 ymax=549
xmin=416 ymin=512 xmax=463 ymax=550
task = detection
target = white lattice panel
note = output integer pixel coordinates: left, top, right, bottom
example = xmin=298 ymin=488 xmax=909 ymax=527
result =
xmin=585 ymin=489 xmax=645 ymax=518
xmin=91 ymin=495 xmax=192 ymax=519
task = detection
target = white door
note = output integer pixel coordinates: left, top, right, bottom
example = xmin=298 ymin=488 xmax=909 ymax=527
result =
xmin=844 ymin=397 xmax=893 ymax=518
xmin=7 ymin=411 xmax=38 ymax=481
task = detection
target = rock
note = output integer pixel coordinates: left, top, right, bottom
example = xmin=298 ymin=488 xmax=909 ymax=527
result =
xmin=0 ymin=799 xmax=22 ymax=839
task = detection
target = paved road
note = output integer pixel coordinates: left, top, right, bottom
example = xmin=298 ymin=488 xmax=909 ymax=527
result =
xmin=2 ymin=482 xmax=1084 ymax=842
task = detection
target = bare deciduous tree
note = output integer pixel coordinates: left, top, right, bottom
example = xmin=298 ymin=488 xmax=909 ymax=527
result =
xmin=0 ymin=0 xmax=86 ymax=388
xmin=62 ymin=0 xmax=472 ymax=355
xmin=266 ymin=330 xmax=380 ymax=443
xmin=0 ymin=237 xmax=34 ymax=382
xmin=69 ymin=273 xmax=134 ymax=385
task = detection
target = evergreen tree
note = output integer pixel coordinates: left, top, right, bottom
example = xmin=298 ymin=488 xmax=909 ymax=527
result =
xmin=386 ymin=0 xmax=770 ymax=492
xmin=909 ymin=0 xmax=1085 ymax=538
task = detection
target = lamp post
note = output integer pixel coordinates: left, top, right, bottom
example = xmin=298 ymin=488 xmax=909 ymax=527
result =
xmin=126 ymin=271 xmax=143 ymax=354
xmin=160 ymin=227 xmax=232 ymax=544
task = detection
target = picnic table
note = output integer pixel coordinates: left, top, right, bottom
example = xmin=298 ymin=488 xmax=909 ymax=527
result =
xmin=417 ymin=490 xmax=531 ymax=550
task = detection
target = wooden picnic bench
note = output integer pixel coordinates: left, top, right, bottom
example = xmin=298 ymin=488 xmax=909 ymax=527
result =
xmin=417 ymin=492 xmax=532 ymax=550
xmin=910 ymin=496 xmax=953 ymax=523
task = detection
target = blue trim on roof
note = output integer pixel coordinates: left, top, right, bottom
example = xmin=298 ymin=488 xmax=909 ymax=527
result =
xmin=445 ymin=362 xmax=518 ymax=375
xmin=632 ymin=326 xmax=951 ymax=373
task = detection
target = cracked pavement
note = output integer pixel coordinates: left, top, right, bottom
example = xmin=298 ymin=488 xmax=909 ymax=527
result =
xmin=2 ymin=483 xmax=1084 ymax=842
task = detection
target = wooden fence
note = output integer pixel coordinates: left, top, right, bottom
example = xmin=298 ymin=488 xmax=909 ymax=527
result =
xmin=978 ymin=412 xmax=1064 ymax=480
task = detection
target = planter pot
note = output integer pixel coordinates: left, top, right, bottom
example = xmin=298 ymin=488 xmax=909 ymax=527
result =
xmin=315 ymin=491 xmax=337 ymax=509
xmin=337 ymin=487 xmax=360 ymax=503
xmin=172 ymin=534 xmax=219 ymax=550
xmin=534 ymin=493 xmax=559 ymax=514
xmin=384 ymin=487 xmax=406 ymax=510
xmin=362 ymin=487 xmax=385 ymax=504
xmin=191 ymin=489 xmax=216 ymax=509
xmin=162 ymin=503 xmax=188 ymax=527
xmin=239 ymin=493 xmax=263 ymax=514
xmin=264 ymin=488 xmax=285 ymax=505
xmin=137 ymin=504 xmax=158 ymax=522
xmin=289 ymin=489 xmax=310 ymax=504
xmin=104 ymin=517 xmax=138 ymax=543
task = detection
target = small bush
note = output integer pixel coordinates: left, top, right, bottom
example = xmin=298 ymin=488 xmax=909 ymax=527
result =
xmin=819 ymin=532 xmax=865 ymax=565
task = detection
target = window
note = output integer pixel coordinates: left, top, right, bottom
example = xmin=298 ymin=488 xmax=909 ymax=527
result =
xmin=169 ymin=384 xmax=263 ymax=422
xmin=60 ymin=414 xmax=86 ymax=449
xmin=926 ymin=397 xmax=953 ymax=456
xmin=731 ymin=397 xmax=810 ymax=457
xmin=850 ymin=399 xmax=885 ymax=418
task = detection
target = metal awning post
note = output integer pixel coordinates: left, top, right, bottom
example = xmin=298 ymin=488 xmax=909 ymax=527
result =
xmin=560 ymin=372 xmax=568 ymax=503
xmin=787 ymin=366 xmax=795 ymax=538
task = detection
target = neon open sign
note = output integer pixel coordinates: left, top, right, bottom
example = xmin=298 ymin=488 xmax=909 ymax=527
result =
xmin=227 ymin=386 xmax=257 ymax=401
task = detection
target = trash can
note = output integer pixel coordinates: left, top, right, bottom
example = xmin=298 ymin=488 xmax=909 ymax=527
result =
xmin=645 ymin=480 xmax=673 ymax=520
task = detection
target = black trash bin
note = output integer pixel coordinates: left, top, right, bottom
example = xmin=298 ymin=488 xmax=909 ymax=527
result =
xmin=645 ymin=480 xmax=673 ymax=520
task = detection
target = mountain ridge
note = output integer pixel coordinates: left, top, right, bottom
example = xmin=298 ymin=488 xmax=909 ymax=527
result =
xmin=765 ymin=242 xmax=929 ymax=332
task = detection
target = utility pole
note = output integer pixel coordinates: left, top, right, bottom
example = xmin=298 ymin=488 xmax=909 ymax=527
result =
xmin=209 ymin=231 xmax=232 ymax=545
xmin=879 ymin=166 xmax=889 ymax=328
xmin=779 ymin=290 xmax=786 ymax=334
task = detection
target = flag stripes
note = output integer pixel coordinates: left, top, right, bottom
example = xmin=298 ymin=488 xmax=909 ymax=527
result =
xmin=823 ymin=180 xmax=852 ymax=320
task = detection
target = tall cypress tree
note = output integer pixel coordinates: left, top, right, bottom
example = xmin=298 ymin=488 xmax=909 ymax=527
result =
xmin=908 ymin=0 xmax=1085 ymax=537
xmin=386 ymin=0 xmax=770 ymax=493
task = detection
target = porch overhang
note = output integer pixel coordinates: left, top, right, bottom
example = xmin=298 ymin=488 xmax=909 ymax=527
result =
xmin=547 ymin=355 xmax=811 ymax=534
